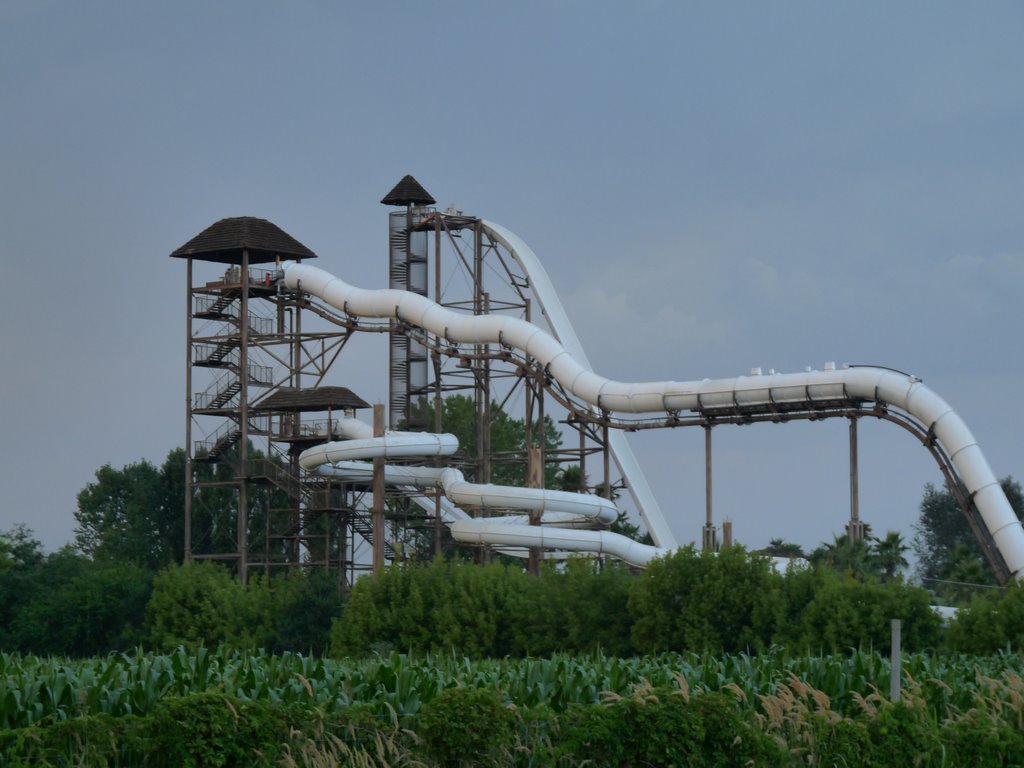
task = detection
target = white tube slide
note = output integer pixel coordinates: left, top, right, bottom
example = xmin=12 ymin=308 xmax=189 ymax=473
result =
xmin=300 ymin=424 xmax=639 ymax=559
xmin=304 ymin=456 xmax=618 ymax=526
xmin=283 ymin=257 xmax=1024 ymax=577
xmin=450 ymin=520 xmax=670 ymax=565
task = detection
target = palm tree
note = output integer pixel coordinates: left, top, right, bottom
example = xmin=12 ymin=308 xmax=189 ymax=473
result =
xmin=556 ymin=465 xmax=588 ymax=493
xmin=811 ymin=533 xmax=877 ymax=577
xmin=871 ymin=530 xmax=909 ymax=581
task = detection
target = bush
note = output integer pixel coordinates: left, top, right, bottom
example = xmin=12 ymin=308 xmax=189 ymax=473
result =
xmin=556 ymin=688 xmax=781 ymax=767
xmin=2 ymin=552 xmax=152 ymax=656
xmin=146 ymin=693 xmax=294 ymax=767
xmin=332 ymin=559 xmax=531 ymax=657
xmin=145 ymin=562 xmax=274 ymax=650
xmin=264 ymin=569 xmax=343 ymax=655
xmin=0 ymin=713 xmax=147 ymax=766
xmin=864 ymin=700 xmax=942 ymax=767
xmin=796 ymin=573 xmax=942 ymax=653
xmin=417 ymin=686 xmax=516 ymax=767
xmin=628 ymin=545 xmax=779 ymax=654
xmin=946 ymin=583 xmax=1024 ymax=653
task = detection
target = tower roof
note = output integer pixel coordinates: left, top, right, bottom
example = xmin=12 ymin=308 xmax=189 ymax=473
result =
xmin=251 ymin=387 xmax=370 ymax=412
xmin=380 ymin=175 xmax=436 ymax=206
xmin=170 ymin=216 xmax=316 ymax=265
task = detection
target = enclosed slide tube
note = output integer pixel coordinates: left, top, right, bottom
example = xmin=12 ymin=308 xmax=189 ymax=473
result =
xmin=296 ymin=420 xmax=666 ymax=566
xmin=300 ymin=417 xmax=617 ymax=525
xmin=283 ymin=262 xmax=1024 ymax=578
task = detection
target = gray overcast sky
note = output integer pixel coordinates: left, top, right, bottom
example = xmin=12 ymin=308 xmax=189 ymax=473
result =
xmin=1 ymin=1 xmax=1022 ymax=558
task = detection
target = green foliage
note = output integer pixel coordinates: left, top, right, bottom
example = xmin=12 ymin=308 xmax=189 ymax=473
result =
xmin=809 ymin=528 xmax=910 ymax=582
xmin=0 ymin=712 xmax=148 ymax=767
xmin=946 ymin=582 xmax=1024 ymax=653
xmin=865 ymin=699 xmax=942 ymax=766
xmin=426 ymin=394 xmax=563 ymax=487
xmin=912 ymin=476 xmax=1024 ymax=596
xmin=4 ymin=647 xmax=1024 ymax=766
xmin=146 ymin=692 xmax=292 ymax=767
xmin=628 ymin=545 xmax=779 ymax=654
xmin=331 ymin=558 xmax=637 ymax=659
xmin=557 ymin=688 xmax=781 ymax=767
xmin=332 ymin=553 xmax=946 ymax=660
xmin=942 ymin=708 xmax=1024 ymax=767
xmin=73 ymin=445 xmax=294 ymax=570
xmin=0 ymin=548 xmax=151 ymax=656
xmin=264 ymin=569 xmax=345 ymax=656
xmin=559 ymin=559 xmax=635 ymax=656
xmin=417 ymin=686 xmax=515 ymax=766
xmin=74 ymin=453 xmax=182 ymax=570
xmin=145 ymin=561 xmax=274 ymax=651
xmin=331 ymin=559 xmax=524 ymax=657
xmin=0 ymin=525 xmax=44 ymax=573
xmin=794 ymin=571 xmax=942 ymax=653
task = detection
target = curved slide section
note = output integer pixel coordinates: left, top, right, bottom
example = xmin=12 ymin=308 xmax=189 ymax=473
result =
xmin=283 ymin=261 xmax=1024 ymax=578
xmin=302 ymin=455 xmax=619 ymax=526
xmin=298 ymin=426 xmax=661 ymax=565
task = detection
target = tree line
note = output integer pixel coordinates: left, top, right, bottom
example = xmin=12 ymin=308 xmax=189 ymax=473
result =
xmin=6 ymin=533 xmax=1024 ymax=658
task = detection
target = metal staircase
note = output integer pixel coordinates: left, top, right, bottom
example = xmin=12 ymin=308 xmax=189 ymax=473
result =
xmin=254 ymin=455 xmax=398 ymax=562
xmin=194 ymin=293 xmax=236 ymax=320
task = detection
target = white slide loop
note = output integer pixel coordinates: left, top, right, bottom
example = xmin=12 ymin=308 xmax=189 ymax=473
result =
xmin=282 ymin=240 xmax=1024 ymax=576
xmin=299 ymin=446 xmax=618 ymax=526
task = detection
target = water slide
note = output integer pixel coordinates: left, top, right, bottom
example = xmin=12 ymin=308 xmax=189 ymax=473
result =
xmin=281 ymin=229 xmax=1024 ymax=577
xmin=297 ymin=419 xmax=671 ymax=567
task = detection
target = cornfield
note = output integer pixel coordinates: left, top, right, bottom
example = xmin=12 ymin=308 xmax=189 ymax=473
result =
xmin=3 ymin=646 xmax=1023 ymax=731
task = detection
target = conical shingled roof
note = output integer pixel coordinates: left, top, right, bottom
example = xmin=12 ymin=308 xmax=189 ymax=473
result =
xmin=380 ymin=174 xmax=436 ymax=206
xmin=170 ymin=217 xmax=316 ymax=265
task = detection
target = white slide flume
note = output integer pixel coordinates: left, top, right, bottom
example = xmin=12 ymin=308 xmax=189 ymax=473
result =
xmin=283 ymin=254 xmax=1024 ymax=577
xmin=297 ymin=421 xmax=661 ymax=565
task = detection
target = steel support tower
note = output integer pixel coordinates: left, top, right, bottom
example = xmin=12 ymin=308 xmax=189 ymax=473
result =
xmin=171 ymin=217 xmax=371 ymax=584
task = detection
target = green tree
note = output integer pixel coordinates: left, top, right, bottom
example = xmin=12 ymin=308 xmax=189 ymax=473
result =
xmin=427 ymin=394 xmax=563 ymax=486
xmin=76 ymin=445 xmax=292 ymax=570
xmin=265 ymin=569 xmax=344 ymax=655
xmin=0 ymin=524 xmax=44 ymax=572
xmin=809 ymin=529 xmax=909 ymax=582
xmin=761 ymin=538 xmax=806 ymax=558
xmin=145 ymin=561 xmax=274 ymax=650
xmin=871 ymin=530 xmax=909 ymax=582
xmin=628 ymin=545 xmax=778 ymax=653
xmin=912 ymin=476 xmax=1024 ymax=590
xmin=6 ymin=551 xmax=152 ymax=655
xmin=810 ymin=532 xmax=879 ymax=579
xmin=556 ymin=464 xmax=587 ymax=493
xmin=946 ymin=582 xmax=1024 ymax=653
xmin=74 ymin=450 xmax=190 ymax=570
xmin=794 ymin=572 xmax=941 ymax=653
xmin=0 ymin=527 xmax=46 ymax=651
xmin=559 ymin=557 xmax=635 ymax=655
xmin=940 ymin=542 xmax=998 ymax=604
xmin=0 ymin=535 xmax=152 ymax=656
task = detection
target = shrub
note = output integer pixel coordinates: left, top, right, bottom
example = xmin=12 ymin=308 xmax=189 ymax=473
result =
xmin=145 ymin=562 xmax=274 ymax=650
xmin=796 ymin=572 xmax=942 ymax=653
xmin=628 ymin=545 xmax=779 ymax=654
xmin=556 ymin=687 xmax=781 ymax=767
xmin=417 ymin=686 xmax=515 ymax=767
xmin=946 ymin=583 xmax=1024 ymax=654
xmin=146 ymin=693 xmax=292 ymax=767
